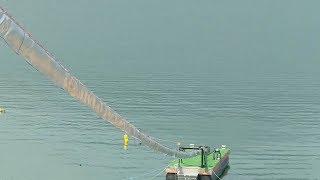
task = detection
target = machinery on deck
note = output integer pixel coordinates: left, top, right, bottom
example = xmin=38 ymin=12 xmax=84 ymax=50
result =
xmin=166 ymin=145 xmax=230 ymax=180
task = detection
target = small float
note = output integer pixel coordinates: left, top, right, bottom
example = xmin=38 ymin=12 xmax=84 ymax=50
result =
xmin=166 ymin=145 xmax=230 ymax=180
xmin=0 ymin=107 xmax=5 ymax=113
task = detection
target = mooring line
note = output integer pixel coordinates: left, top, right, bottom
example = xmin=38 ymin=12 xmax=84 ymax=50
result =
xmin=125 ymin=163 xmax=172 ymax=180
xmin=212 ymin=170 xmax=222 ymax=180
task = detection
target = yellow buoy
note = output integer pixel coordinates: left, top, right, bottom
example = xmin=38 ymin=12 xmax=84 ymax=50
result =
xmin=0 ymin=107 xmax=5 ymax=113
xmin=123 ymin=134 xmax=129 ymax=146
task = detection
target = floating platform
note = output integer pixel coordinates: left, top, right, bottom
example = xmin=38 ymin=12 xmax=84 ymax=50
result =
xmin=166 ymin=145 xmax=230 ymax=180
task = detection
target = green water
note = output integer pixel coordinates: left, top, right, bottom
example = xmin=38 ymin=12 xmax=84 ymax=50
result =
xmin=0 ymin=1 xmax=320 ymax=179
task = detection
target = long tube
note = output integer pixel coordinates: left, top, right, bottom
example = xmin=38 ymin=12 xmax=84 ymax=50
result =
xmin=0 ymin=7 xmax=201 ymax=158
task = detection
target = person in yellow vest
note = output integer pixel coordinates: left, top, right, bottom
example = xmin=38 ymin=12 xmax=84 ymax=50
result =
xmin=123 ymin=134 xmax=129 ymax=150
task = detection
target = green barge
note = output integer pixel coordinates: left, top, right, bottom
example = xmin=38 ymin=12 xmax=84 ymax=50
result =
xmin=166 ymin=145 xmax=230 ymax=180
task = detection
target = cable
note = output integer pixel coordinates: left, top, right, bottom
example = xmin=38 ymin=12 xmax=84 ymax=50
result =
xmin=212 ymin=170 xmax=222 ymax=180
xmin=125 ymin=164 xmax=169 ymax=180
xmin=149 ymin=164 xmax=171 ymax=180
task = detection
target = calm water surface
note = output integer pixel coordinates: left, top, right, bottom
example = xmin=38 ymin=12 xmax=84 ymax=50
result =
xmin=0 ymin=1 xmax=320 ymax=179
